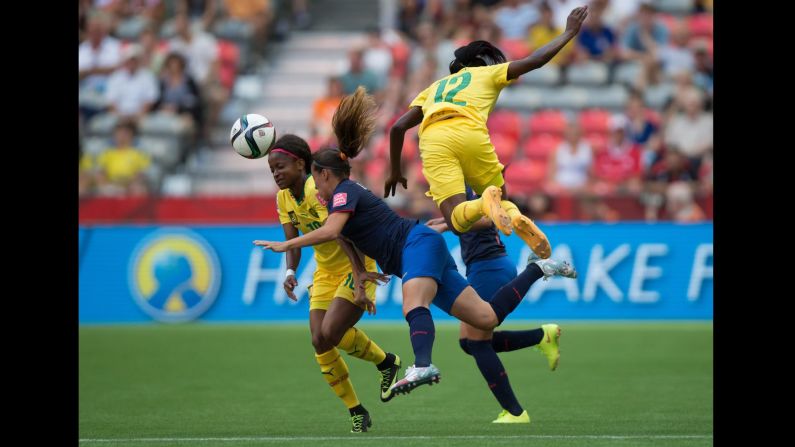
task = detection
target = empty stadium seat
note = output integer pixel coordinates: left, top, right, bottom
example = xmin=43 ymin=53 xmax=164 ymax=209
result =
xmin=139 ymin=112 xmax=192 ymax=135
xmin=115 ymin=16 xmax=149 ymax=40
xmin=644 ymin=83 xmax=675 ymax=109
xmin=87 ymin=113 xmax=119 ymax=136
xmin=542 ymin=86 xmax=589 ymax=110
xmin=490 ymin=133 xmax=518 ymax=161
xmin=487 ymin=109 xmax=522 ymax=141
xmin=504 ymin=159 xmax=547 ymax=193
xmin=585 ymin=85 xmax=629 ymax=110
xmin=521 ymin=65 xmax=561 ymax=86
xmin=655 ymin=0 xmax=695 ymax=15
xmin=688 ymin=14 xmax=713 ymax=38
xmin=528 ymin=109 xmax=567 ymax=136
xmin=139 ymin=136 xmax=183 ymax=168
xmin=496 ymin=86 xmax=546 ymax=111
xmin=82 ymin=137 xmax=109 ymax=155
xmin=566 ymin=61 xmax=609 ymax=86
xmin=579 ymin=109 xmax=612 ymax=134
xmin=523 ymin=134 xmax=562 ymax=161
xmin=613 ymin=61 xmax=642 ymax=86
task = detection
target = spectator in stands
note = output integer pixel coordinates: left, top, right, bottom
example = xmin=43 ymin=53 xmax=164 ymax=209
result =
xmin=659 ymin=20 xmax=694 ymax=80
xmin=493 ymin=0 xmax=540 ymax=40
xmin=624 ymin=91 xmax=661 ymax=170
xmin=105 ymin=44 xmax=159 ymax=121
xmin=79 ymin=12 xmax=122 ymax=119
xmin=641 ymin=146 xmax=696 ymax=222
xmin=591 ymin=115 xmax=642 ymax=195
xmin=153 ymin=52 xmax=203 ymax=131
xmin=578 ymin=194 xmax=619 ymax=222
xmin=138 ymin=25 xmax=168 ymax=74
xmin=665 ymin=181 xmax=706 ymax=222
xmin=79 ymin=144 xmax=94 ymax=198
xmin=547 ymin=120 xmax=593 ymax=194
xmin=409 ymin=21 xmax=457 ymax=80
xmin=222 ymin=0 xmax=274 ymax=54
xmin=177 ymin=0 xmax=218 ymax=31
xmin=528 ymin=2 xmax=574 ymax=65
xmin=527 ymin=191 xmax=559 ymax=221
xmin=595 ymin=0 xmax=640 ymax=31
xmin=93 ymin=121 xmax=152 ymax=196
xmin=340 ymin=47 xmax=383 ymax=95
xmin=692 ymin=42 xmax=713 ymax=95
xmin=664 ymin=88 xmax=712 ymax=172
xmin=620 ymin=1 xmax=668 ymax=87
xmin=397 ymin=0 xmax=423 ymax=39
xmin=312 ymin=77 xmax=344 ymax=139
xmin=575 ymin=1 xmax=616 ymax=64
xmin=363 ymin=27 xmax=394 ymax=81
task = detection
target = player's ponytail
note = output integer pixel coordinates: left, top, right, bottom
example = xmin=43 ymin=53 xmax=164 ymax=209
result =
xmin=271 ymin=134 xmax=312 ymax=174
xmin=312 ymin=86 xmax=377 ymax=178
xmin=449 ymin=40 xmax=507 ymax=74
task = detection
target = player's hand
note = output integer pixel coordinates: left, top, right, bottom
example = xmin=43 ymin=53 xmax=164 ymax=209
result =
xmin=358 ymin=271 xmax=391 ymax=286
xmin=384 ymin=172 xmax=408 ymax=197
xmin=425 ymin=217 xmax=449 ymax=233
xmin=283 ymin=275 xmax=298 ymax=301
xmin=254 ymin=240 xmax=289 ymax=252
xmin=565 ymin=5 xmax=588 ymax=34
xmin=354 ymin=284 xmax=376 ymax=315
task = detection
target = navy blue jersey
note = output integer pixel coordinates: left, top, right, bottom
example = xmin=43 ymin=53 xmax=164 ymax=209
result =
xmin=459 ymin=187 xmax=507 ymax=272
xmin=328 ymin=179 xmax=418 ymax=276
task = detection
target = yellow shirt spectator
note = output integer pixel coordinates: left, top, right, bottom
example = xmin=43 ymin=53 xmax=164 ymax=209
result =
xmin=528 ymin=24 xmax=574 ymax=65
xmin=96 ymin=146 xmax=151 ymax=184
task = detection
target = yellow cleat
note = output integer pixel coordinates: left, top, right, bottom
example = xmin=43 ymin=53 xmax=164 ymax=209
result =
xmin=481 ymin=186 xmax=512 ymax=236
xmin=492 ymin=409 xmax=531 ymax=423
xmin=536 ymin=323 xmax=561 ymax=371
xmin=511 ymin=215 xmax=551 ymax=259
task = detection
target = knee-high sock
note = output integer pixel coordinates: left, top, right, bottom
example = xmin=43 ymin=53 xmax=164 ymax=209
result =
xmin=315 ymin=347 xmax=359 ymax=409
xmin=492 ymin=329 xmax=545 ymax=352
xmin=500 ymin=200 xmax=522 ymax=220
xmin=466 ymin=339 xmax=524 ymax=416
xmin=405 ymin=307 xmax=435 ymax=367
xmin=337 ymin=327 xmax=387 ymax=365
xmin=489 ymin=263 xmax=544 ymax=324
xmin=451 ymin=198 xmax=484 ymax=233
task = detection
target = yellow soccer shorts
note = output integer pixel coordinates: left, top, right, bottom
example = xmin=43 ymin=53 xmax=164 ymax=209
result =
xmin=418 ymin=116 xmax=506 ymax=206
xmin=308 ymin=269 xmax=377 ymax=311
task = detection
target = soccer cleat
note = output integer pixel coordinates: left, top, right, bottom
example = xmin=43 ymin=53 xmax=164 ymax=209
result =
xmin=350 ymin=410 xmax=372 ymax=433
xmin=512 ymin=215 xmax=551 ymax=259
xmin=533 ymin=258 xmax=577 ymax=280
xmin=480 ymin=186 xmax=513 ymax=236
xmin=536 ymin=323 xmax=561 ymax=371
xmin=389 ymin=364 xmax=441 ymax=396
xmin=492 ymin=409 xmax=531 ymax=423
xmin=379 ymin=354 xmax=402 ymax=402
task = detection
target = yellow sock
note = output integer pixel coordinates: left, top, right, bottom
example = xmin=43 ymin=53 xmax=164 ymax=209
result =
xmin=501 ymin=200 xmax=522 ymax=220
xmin=337 ymin=327 xmax=387 ymax=365
xmin=451 ymin=199 xmax=484 ymax=233
xmin=315 ymin=347 xmax=360 ymax=409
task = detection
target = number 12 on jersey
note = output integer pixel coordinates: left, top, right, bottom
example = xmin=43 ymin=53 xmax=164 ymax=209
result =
xmin=433 ymin=72 xmax=471 ymax=106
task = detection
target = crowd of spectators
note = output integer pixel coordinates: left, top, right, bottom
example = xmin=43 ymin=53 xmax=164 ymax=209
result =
xmin=309 ymin=0 xmax=712 ymax=222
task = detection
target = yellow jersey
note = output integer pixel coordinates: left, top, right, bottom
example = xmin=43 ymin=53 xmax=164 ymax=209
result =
xmin=277 ymin=176 xmax=376 ymax=275
xmin=410 ymin=63 xmax=515 ymax=136
xmin=95 ymin=147 xmax=151 ymax=183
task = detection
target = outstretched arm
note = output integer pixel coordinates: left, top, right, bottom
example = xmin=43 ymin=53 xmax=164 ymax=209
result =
xmin=506 ymin=6 xmax=589 ymax=80
xmin=254 ymin=212 xmax=351 ymax=252
xmin=280 ymin=223 xmax=302 ymax=301
xmin=385 ymin=107 xmax=423 ymax=197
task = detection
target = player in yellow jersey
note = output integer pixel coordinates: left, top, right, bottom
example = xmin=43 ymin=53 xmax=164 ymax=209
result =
xmin=385 ymin=5 xmax=589 ymax=259
xmin=268 ymin=134 xmax=402 ymax=433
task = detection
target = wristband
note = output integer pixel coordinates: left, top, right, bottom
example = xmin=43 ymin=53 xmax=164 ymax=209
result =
xmin=285 ymin=268 xmax=296 ymax=278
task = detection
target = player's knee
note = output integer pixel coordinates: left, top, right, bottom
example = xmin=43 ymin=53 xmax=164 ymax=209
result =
xmin=311 ymin=333 xmax=330 ymax=352
xmin=320 ymin=325 xmax=344 ymax=347
xmin=459 ymin=338 xmax=472 ymax=355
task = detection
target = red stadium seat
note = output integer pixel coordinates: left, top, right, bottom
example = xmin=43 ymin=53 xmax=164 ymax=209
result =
xmin=504 ymin=159 xmax=547 ymax=194
xmin=578 ymin=109 xmax=612 ymax=134
xmin=487 ymin=109 xmax=522 ymax=142
xmin=499 ymin=38 xmax=531 ymax=60
xmin=528 ymin=109 xmax=567 ymax=136
xmin=584 ymin=132 xmax=608 ymax=153
xmin=365 ymin=157 xmax=387 ymax=180
xmin=490 ymin=133 xmax=518 ymax=161
xmin=523 ymin=134 xmax=562 ymax=161
xmin=688 ymin=14 xmax=713 ymax=38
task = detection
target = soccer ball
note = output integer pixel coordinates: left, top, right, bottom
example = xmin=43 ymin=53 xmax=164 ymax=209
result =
xmin=230 ymin=114 xmax=276 ymax=159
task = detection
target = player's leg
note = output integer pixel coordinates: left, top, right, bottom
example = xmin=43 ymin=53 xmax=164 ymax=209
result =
xmin=320 ymin=280 xmax=402 ymax=402
xmin=309 ymin=274 xmax=369 ymax=433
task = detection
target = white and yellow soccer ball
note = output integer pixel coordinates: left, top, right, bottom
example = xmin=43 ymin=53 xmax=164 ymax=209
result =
xmin=230 ymin=114 xmax=276 ymax=159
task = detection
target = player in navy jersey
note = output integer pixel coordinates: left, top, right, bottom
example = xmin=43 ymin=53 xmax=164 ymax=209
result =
xmin=255 ymin=87 xmax=577 ymax=397
xmin=426 ymin=186 xmax=560 ymax=423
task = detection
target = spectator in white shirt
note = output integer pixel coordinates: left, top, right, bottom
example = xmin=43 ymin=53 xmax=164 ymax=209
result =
xmin=79 ymin=12 xmax=122 ymax=116
xmin=105 ymin=44 xmax=159 ymax=120
xmin=664 ymin=89 xmax=713 ymax=171
xmin=493 ymin=0 xmax=540 ymax=40
xmin=168 ymin=12 xmax=219 ymax=86
xmin=547 ymin=120 xmax=593 ymax=193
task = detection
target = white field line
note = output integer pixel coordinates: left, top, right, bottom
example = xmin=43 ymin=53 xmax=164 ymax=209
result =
xmin=80 ymin=434 xmax=713 ymax=443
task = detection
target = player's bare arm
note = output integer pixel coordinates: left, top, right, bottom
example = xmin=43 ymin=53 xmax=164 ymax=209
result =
xmin=255 ymin=212 xmax=351 ymax=252
xmin=506 ymin=6 xmax=589 ymax=80
xmin=385 ymin=106 xmax=423 ymax=197
xmin=281 ymin=222 xmax=302 ymax=300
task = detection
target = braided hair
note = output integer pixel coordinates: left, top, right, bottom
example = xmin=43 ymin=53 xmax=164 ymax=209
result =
xmin=312 ymin=86 xmax=377 ymax=177
xmin=448 ymin=40 xmax=507 ymax=74
xmin=270 ymin=134 xmax=313 ymax=174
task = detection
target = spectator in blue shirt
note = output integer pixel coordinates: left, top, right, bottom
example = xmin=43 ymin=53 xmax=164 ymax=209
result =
xmin=576 ymin=5 xmax=616 ymax=63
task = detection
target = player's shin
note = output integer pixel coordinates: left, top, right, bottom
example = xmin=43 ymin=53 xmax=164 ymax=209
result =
xmin=488 ymin=263 xmax=544 ymax=324
xmin=315 ymin=347 xmax=360 ymax=409
xmin=405 ymin=306 xmax=435 ymax=367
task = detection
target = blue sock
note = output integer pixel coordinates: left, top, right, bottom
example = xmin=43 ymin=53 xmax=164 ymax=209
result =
xmin=466 ymin=339 xmax=524 ymax=416
xmin=489 ymin=263 xmax=544 ymax=324
xmin=492 ymin=329 xmax=544 ymax=352
xmin=405 ymin=307 xmax=435 ymax=367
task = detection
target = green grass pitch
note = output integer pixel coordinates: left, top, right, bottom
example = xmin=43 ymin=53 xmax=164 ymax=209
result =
xmin=79 ymin=322 xmax=712 ymax=447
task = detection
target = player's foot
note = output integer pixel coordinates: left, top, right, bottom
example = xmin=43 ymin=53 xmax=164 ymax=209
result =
xmin=480 ymin=186 xmax=513 ymax=236
xmin=379 ymin=353 xmax=401 ymax=402
xmin=389 ymin=364 xmax=441 ymax=396
xmin=512 ymin=214 xmax=550 ymax=259
xmin=350 ymin=410 xmax=372 ymax=433
xmin=536 ymin=323 xmax=561 ymax=371
xmin=492 ymin=409 xmax=531 ymax=423
xmin=533 ymin=258 xmax=577 ymax=280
